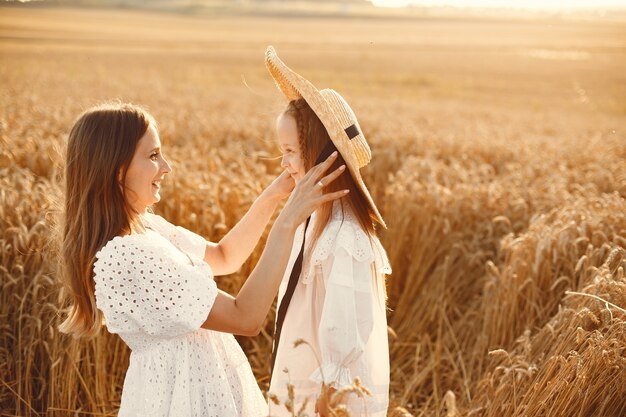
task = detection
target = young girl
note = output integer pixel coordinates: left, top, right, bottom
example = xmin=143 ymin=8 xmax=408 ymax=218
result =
xmin=58 ymin=102 xmax=348 ymax=416
xmin=266 ymin=47 xmax=391 ymax=417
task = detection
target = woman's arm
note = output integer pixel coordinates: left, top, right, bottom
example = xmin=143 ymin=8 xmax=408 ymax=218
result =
xmin=204 ymin=219 xmax=298 ymax=336
xmin=201 ymin=153 xmax=349 ymax=335
xmin=203 ymin=171 xmax=292 ymax=276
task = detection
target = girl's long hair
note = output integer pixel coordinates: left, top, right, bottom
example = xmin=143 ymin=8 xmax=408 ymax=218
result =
xmin=282 ymin=98 xmax=383 ymax=254
xmin=58 ymin=102 xmax=155 ymax=338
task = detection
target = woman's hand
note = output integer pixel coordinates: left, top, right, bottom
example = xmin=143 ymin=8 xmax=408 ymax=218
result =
xmin=202 ymin=151 xmax=348 ymax=336
xmin=204 ymin=169 xmax=295 ymax=276
xmin=276 ymin=151 xmax=348 ymax=231
xmin=262 ymin=169 xmax=295 ymax=202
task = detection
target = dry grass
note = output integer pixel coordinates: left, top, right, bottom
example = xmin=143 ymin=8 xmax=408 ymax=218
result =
xmin=1 ymin=5 xmax=625 ymax=417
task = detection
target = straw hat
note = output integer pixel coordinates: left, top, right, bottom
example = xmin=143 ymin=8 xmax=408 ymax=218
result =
xmin=265 ymin=46 xmax=386 ymax=229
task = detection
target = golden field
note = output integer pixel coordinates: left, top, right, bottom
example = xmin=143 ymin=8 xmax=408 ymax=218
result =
xmin=1 ymin=5 xmax=625 ymax=416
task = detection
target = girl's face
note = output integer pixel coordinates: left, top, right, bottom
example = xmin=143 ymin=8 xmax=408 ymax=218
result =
xmin=123 ymin=124 xmax=172 ymax=213
xmin=277 ymin=113 xmax=305 ymax=182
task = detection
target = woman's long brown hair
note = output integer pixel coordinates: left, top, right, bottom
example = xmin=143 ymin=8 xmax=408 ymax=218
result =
xmin=282 ymin=98 xmax=383 ymax=255
xmin=58 ymin=103 xmax=155 ymax=338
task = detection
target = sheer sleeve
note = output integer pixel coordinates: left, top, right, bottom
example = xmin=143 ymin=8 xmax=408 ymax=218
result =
xmin=309 ymin=224 xmax=378 ymax=388
xmin=93 ymin=235 xmax=217 ymax=338
xmin=143 ymin=213 xmax=208 ymax=260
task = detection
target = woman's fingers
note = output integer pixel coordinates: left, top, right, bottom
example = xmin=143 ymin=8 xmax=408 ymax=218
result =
xmin=264 ymin=169 xmax=295 ymax=201
xmin=302 ymin=151 xmax=338 ymax=184
xmin=280 ymin=152 xmax=350 ymax=226
xmin=317 ymin=164 xmax=346 ymax=188
xmin=318 ymin=189 xmax=350 ymax=204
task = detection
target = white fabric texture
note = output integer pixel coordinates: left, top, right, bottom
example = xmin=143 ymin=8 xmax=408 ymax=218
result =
xmin=269 ymin=201 xmax=391 ymax=417
xmin=93 ymin=213 xmax=267 ymax=417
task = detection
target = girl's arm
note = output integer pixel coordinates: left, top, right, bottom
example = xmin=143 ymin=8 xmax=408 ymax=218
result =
xmin=203 ymin=170 xmax=293 ymax=276
xmin=311 ymin=245 xmax=375 ymax=386
xmin=201 ymin=153 xmax=349 ymax=335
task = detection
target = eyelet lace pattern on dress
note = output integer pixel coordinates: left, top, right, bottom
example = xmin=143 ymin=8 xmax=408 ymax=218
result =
xmin=93 ymin=216 xmax=267 ymax=417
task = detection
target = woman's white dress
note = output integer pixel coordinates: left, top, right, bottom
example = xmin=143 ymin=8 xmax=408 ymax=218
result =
xmin=93 ymin=213 xmax=267 ymax=417
xmin=269 ymin=201 xmax=391 ymax=417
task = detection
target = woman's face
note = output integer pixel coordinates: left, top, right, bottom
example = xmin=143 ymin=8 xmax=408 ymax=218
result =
xmin=123 ymin=124 xmax=172 ymax=213
xmin=277 ymin=113 xmax=305 ymax=182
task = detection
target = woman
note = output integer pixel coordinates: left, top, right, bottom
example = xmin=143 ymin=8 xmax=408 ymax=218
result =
xmin=57 ymin=102 xmax=348 ymax=416
xmin=265 ymin=47 xmax=391 ymax=417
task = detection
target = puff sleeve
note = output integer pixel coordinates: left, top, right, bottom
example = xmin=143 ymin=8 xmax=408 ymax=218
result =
xmin=93 ymin=235 xmax=217 ymax=338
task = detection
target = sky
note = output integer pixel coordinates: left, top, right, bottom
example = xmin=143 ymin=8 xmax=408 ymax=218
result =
xmin=371 ymin=0 xmax=626 ymax=9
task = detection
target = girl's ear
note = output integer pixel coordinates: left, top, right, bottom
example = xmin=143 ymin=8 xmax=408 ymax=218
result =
xmin=117 ymin=169 xmax=127 ymax=197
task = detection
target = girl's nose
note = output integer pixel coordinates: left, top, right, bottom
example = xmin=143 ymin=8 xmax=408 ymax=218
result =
xmin=162 ymin=157 xmax=172 ymax=173
xmin=280 ymin=155 xmax=288 ymax=169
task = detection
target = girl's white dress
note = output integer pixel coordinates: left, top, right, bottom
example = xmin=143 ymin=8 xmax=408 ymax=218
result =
xmin=269 ymin=201 xmax=391 ymax=417
xmin=93 ymin=213 xmax=267 ymax=417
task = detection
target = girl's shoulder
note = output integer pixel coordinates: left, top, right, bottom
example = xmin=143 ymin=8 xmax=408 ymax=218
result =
xmin=309 ymin=202 xmax=391 ymax=275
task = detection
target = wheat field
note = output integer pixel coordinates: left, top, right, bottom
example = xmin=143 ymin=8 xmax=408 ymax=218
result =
xmin=1 ymin=4 xmax=625 ymax=417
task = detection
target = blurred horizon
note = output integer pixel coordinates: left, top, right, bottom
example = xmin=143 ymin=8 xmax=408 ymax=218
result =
xmin=372 ymin=0 xmax=626 ymax=10
xmin=4 ymin=0 xmax=626 ymax=16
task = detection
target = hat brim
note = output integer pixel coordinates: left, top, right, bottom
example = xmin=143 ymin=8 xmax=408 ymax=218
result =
xmin=265 ymin=46 xmax=386 ymax=229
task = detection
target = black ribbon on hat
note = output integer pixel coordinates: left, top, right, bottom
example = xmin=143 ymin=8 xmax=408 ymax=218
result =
xmin=345 ymin=124 xmax=359 ymax=140
xmin=270 ymin=140 xmax=337 ymax=376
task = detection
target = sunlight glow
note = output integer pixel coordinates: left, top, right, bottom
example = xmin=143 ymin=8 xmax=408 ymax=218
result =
xmin=371 ymin=0 xmax=626 ymax=9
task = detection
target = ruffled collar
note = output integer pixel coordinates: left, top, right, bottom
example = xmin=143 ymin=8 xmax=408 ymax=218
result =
xmin=300 ymin=200 xmax=391 ymax=284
